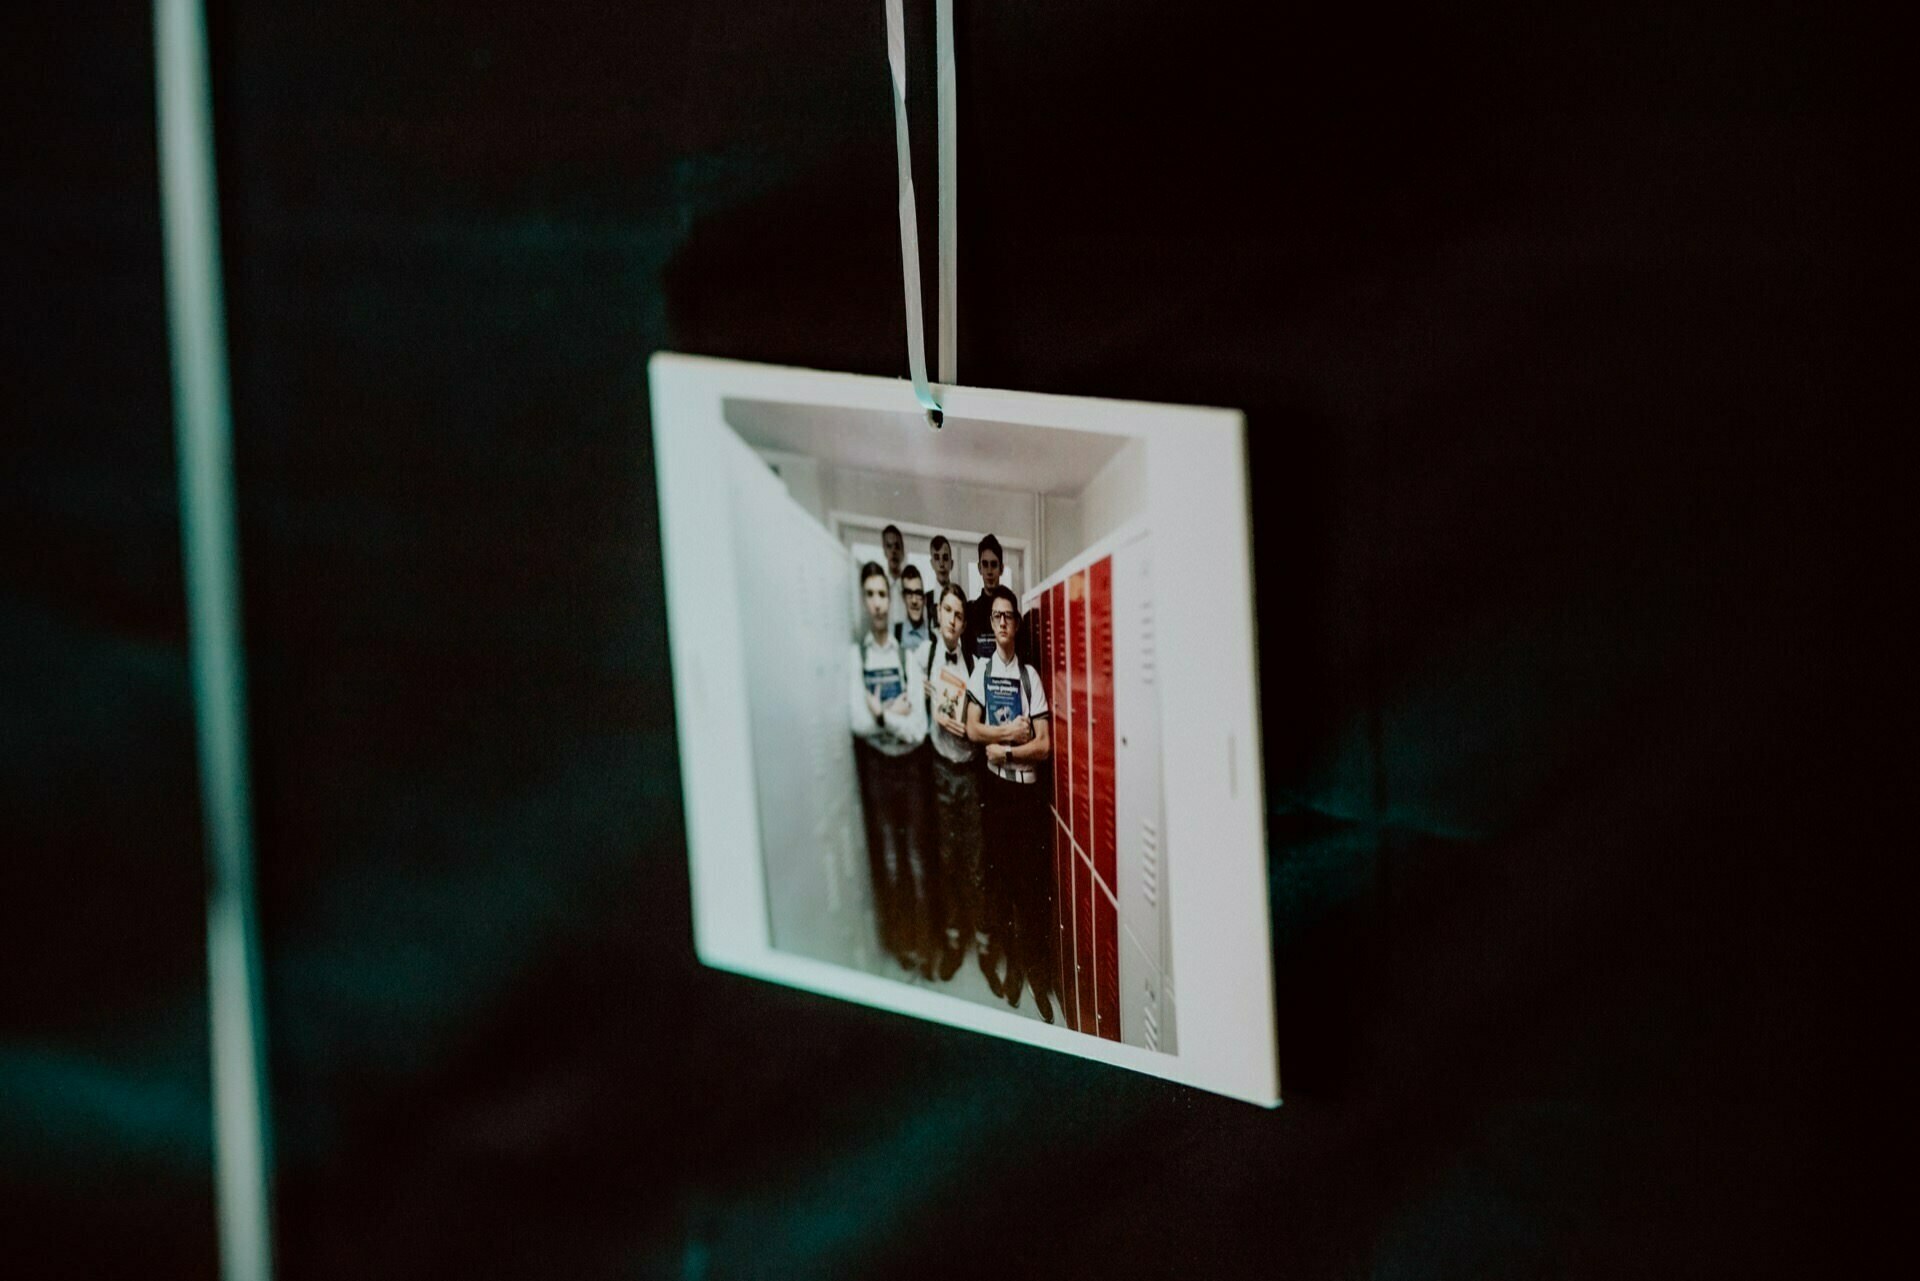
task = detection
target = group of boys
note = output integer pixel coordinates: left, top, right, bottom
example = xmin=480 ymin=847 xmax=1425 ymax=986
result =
xmin=849 ymin=525 xmax=1060 ymax=1022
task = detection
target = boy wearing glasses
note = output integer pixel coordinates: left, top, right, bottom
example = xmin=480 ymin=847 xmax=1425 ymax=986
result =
xmin=965 ymin=584 xmax=1057 ymax=1022
xmin=894 ymin=565 xmax=933 ymax=653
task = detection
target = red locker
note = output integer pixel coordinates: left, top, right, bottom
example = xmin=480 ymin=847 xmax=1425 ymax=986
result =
xmin=1070 ymin=570 xmax=1092 ymax=852
xmin=1040 ymin=593 xmax=1067 ymax=1018
xmin=1095 ymin=886 xmax=1121 ymax=1041
xmin=1059 ymin=580 xmax=1075 ymax=841
xmin=1054 ymin=816 xmax=1075 ymax=1030
xmin=1074 ymin=851 xmax=1096 ymax=1032
xmin=1036 ymin=590 xmax=1049 ymax=694
xmin=1052 ymin=580 xmax=1070 ymax=837
xmin=1052 ymin=825 xmax=1082 ymax=1037
xmin=1089 ymin=555 xmax=1117 ymax=891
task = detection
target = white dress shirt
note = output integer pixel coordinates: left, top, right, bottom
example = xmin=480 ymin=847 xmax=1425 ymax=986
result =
xmin=965 ymin=649 xmax=1049 ymax=784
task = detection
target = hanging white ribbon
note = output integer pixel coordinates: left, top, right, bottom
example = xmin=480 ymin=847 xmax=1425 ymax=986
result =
xmin=885 ymin=0 xmax=957 ymax=425
xmin=154 ymin=2 xmax=275 ymax=1279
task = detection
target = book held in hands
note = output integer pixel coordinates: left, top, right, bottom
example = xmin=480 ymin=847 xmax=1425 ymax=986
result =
xmin=985 ymin=674 xmax=1025 ymax=730
xmin=935 ymin=666 xmax=967 ymax=724
xmin=863 ymin=660 xmax=904 ymax=706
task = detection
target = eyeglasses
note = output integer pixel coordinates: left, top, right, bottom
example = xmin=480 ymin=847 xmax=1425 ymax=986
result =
xmin=991 ymin=612 xmax=1017 ymax=624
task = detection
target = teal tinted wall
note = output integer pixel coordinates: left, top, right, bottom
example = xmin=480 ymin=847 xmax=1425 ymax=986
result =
xmin=2 ymin=2 xmax=1870 ymax=1276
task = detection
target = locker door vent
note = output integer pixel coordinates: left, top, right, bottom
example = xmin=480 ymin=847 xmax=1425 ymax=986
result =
xmin=1139 ymin=597 xmax=1155 ymax=684
xmin=1142 ymin=996 xmax=1160 ymax=1053
xmin=1140 ymin=818 xmax=1159 ymax=907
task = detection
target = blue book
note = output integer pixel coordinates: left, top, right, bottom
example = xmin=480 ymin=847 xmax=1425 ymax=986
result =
xmin=864 ymin=665 xmax=904 ymax=704
xmin=985 ymin=673 xmax=1025 ymax=729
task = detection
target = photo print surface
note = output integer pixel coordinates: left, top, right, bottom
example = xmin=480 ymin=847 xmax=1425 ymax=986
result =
xmin=651 ymin=355 xmax=1277 ymax=1104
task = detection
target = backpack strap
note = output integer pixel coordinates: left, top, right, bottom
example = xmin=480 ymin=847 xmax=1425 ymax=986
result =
xmin=997 ymin=655 xmax=1035 ymax=720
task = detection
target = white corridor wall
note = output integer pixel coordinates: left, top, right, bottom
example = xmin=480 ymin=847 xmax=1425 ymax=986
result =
xmin=723 ymin=435 xmax=874 ymax=972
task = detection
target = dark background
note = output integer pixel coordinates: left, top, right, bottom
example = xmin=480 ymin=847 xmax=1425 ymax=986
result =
xmin=3 ymin=2 xmax=1878 ymax=1277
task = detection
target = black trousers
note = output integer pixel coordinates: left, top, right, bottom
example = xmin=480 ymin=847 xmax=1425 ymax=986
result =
xmin=854 ymin=740 xmax=933 ymax=963
xmin=930 ymin=751 xmax=986 ymax=950
xmin=980 ymin=769 xmax=1054 ymax=996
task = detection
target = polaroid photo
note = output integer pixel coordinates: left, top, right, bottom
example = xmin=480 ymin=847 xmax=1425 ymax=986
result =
xmin=649 ymin=353 xmax=1278 ymax=1106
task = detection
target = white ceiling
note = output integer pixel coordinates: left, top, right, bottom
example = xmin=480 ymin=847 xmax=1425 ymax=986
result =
xmin=723 ymin=398 xmax=1129 ymax=496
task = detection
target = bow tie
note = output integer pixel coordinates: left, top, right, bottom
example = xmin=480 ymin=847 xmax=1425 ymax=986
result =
xmin=945 ymin=650 xmax=960 ymax=663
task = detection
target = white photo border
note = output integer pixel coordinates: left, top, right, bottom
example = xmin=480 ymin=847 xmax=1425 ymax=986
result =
xmin=649 ymin=353 xmax=1278 ymax=1107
